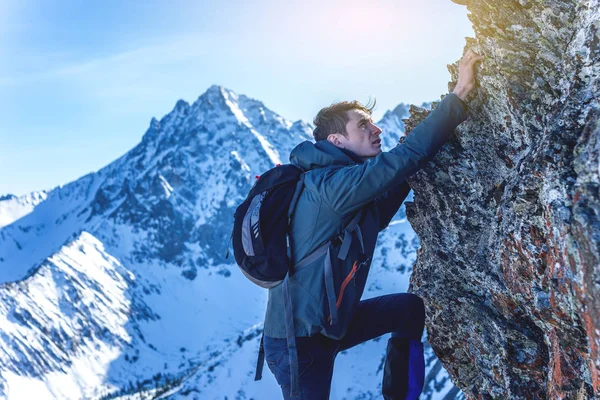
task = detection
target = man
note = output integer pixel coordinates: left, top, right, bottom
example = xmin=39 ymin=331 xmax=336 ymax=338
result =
xmin=262 ymin=49 xmax=483 ymax=399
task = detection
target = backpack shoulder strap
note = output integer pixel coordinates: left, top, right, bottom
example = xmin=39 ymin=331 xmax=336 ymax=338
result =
xmin=254 ymin=333 xmax=265 ymax=381
xmin=292 ymin=206 xmax=365 ymax=270
xmin=286 ymin=173 xmax=305 ymax=265
xmin=282 ymin=277 xmax=301 ymax=397
xmin=287 ymin=173 xmax=305 ymax=221
xmin=345 ymin=208 xmax=364 ymax=232
xmin=337 ymin=208 xmax=364 ymax=260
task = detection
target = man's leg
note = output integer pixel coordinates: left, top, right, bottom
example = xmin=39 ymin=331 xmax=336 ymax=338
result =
xmin=338 ymin=293 xmax=426 ymax=400
xmin=264 ymin=335 xmax=338 ymax=399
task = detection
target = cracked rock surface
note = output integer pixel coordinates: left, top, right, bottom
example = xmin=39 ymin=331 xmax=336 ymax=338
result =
xmin=403 ymin=1 xmax=600 ymax=398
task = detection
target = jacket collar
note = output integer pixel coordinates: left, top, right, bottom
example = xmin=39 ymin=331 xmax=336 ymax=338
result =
xmin=289 ymin=140 xmax=364 ymax=171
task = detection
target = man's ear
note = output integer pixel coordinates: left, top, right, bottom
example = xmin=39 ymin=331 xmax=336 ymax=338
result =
xmin=327 ymin=133 xmax=345 ymax=148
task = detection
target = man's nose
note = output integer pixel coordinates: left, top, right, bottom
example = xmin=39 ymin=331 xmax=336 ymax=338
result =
xmin=371 ymin=124 xmax=382 ymax=135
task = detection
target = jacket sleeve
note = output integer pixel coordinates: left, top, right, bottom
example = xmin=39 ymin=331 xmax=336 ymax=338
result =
xmin=374 ymin=180 xmax=411 ymax=231
xmin=320 ymin=93 xmax=467 ymax=215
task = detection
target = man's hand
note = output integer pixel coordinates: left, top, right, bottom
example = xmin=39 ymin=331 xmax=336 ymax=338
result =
xmin=452 ymin=49 xmax=484 ymax=101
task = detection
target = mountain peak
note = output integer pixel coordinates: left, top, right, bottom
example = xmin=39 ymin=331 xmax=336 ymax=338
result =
xmin=201 ymin=84 xmax=236 ymax=102
xmin=141 ymin=117 xmax=162 ymax=143
xmin=174 ymin=99 xmax=190 ymax=111
xmin=391 ymin=102 xmax=410 ymax=116
xmin=206 ymin=84 xmax=225 ymax=93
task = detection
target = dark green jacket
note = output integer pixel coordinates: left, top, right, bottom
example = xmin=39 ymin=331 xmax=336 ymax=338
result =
xmin=263 ymin=93 xmax=467 ymax=338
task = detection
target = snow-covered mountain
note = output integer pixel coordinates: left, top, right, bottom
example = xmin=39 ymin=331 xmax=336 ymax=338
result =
xmin=0 ymin=85 xmax=460 ymax=399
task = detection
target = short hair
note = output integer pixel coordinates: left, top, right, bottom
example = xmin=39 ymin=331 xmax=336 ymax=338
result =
xmin=312 ymin=99 xmax=376 ymax=142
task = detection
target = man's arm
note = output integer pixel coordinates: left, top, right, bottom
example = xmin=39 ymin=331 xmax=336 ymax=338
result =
xmin=318 ymin=49 xmax=483 ymax=216
xmin=374 ymin=181 xmax=411 ymax=231
xmin=372 ymin=49 xmax=483 ymax=231
xmin=318 ymin=93 xmax=466 ymax=215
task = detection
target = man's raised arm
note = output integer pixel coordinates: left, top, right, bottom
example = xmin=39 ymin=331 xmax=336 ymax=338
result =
xmin=320 ymin=49 xmax=483 ymax=216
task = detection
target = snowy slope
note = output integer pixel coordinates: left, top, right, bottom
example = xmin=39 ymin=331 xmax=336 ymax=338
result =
xmin=0 ymin=191 xmax=49 ymax=229
xmin=0 ymin=85 xmax=460 ymax=399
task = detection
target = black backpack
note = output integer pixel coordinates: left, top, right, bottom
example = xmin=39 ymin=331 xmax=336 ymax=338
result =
xmin=230 ymin=164 xmax=305 ymax=288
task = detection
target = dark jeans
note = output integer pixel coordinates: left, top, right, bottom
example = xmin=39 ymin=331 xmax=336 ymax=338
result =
xmin=264 ymin=293 xmax=426 ymax=400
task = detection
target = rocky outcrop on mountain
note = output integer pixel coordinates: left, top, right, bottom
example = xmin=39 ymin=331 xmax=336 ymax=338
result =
xmin=403 ymin=1 xmax=600 ymax=398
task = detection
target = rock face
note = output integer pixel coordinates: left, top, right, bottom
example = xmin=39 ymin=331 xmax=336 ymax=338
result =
xmin=404 ymin=1 xmax=600 ymax=398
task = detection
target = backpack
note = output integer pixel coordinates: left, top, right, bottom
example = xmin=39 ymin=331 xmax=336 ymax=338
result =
xmin=230 ymin=163 xmax=305 ymax=287
xmin=228 ymin=162 xmax=365 ymax=398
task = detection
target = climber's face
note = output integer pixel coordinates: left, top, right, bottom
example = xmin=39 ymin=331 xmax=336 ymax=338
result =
xmin=328 ymin=109 xmax=383 ymax=158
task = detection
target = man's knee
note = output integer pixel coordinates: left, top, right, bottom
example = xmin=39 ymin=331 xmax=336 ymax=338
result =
xmin=393 ymin=293 xmax=425 ymax=338
xmin=409 ymin=293 xmax=425 ymax=316
xmin=405 ymin=293 xmax=425 ymax=325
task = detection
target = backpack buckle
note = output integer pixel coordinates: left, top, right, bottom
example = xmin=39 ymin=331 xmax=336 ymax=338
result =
xmin=332 ymin=234 xmax=343 ymax=247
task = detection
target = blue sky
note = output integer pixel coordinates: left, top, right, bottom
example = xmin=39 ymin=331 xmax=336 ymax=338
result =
xmin=0 ymin=0 xmax=473 ymax=196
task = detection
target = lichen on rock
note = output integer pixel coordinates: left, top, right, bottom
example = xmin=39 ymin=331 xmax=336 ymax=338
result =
xmin=403 ymin=1 xmax=600 ymax=398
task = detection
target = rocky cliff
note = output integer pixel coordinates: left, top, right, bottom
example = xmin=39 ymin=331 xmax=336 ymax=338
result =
xmin=403 ymin=0 xmax=600 ymax=398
